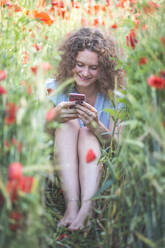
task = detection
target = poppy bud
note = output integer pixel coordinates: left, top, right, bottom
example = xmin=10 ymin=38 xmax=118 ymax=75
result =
xmin=8 ymin=162 xmax=23 ymax=181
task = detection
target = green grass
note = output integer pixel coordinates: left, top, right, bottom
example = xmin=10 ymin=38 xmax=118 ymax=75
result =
xmin=0 ymin=0 xmax=165 ymax=247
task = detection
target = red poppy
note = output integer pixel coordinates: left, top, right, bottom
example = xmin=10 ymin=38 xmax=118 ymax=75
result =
xmin=32 ymin=43 xmax=40 ymax=51
xmin=163 ymin=122 xmax=165 ymax=128
xmin=59 ymin=1 xmax=64 ymax=8
xmin=61 ymin=9 xmax=65 ymax=19
xmin=139 ymin=57 xmax=147 ymax=65
xmin=87 ymin=6 xmax=92 ymax=15
xmin=93 ymin=18 xmax=99 ymax=26
xmin=160 ymin=37 xmax=165 ymax=46
xmin=51 ymin=0 xmax=58 ymax=7
xmin=129 ymin=0 xmax=136 ymax=4
xmin=0 ymin=0 xmax=7 ymax=6
xmin=86 ymin=149 xmax=96 ymax=163
xmin=25 ymin=9 xmax=29 ymax=15
xmin=0 ymin=70 xmax=7 ymax=81
xmin=101 ymin=19 xmax=105 ymax=26
xmin=9 ymin=211 xmax=22 ymax=231
xmin=31 ymin=66 xmax=38 ymax=75
xmin=40 ymin=62 xmax=52 ymax=72
xmin=58 ymin=233 xmax=68 ymax=241
xmin=19 ymin=176 xmax=34 ymax=193
xmin=102 ymin=6 xmax=106 ymax=12
xmin=94 ymin=4 xmax=100 ymax=14
xmin=33 ymin=10 xmax=54 ymax=25
xmin=47 ymin=88 xmax=53 ymax=95
xmin=22 ymin=51 xmax=29 ymax=64
xmin=51 ymin=0 xmax=64 ymax=8
xmin=8 ymin=162 xmax=23 ymax=181
xmin=0 ymin=85 xmax=7 ymax=94
xmin=147 ymin=75 xmax=165 ymax=89
xmin=116 ymin=0 xmax=127 ymax=8
xmin=4 ymin=139 xmax=10 ymax=148
xmin=7 ymin=176 xmax=34 ymax=202
xmin=6 ymin=180 xmax=19 ymax=202
xmin=106 ymin=0 xmax=110 ymax=6
xmin=27 ymin=85 xmax=32 ymax=95
xmin=111 ymin=23 xmax=118 ymax=29
xmin=126 ymin=29 xmax=138 ymax=49
xmin=12 ymin=138 xmax=17 ymax=146
xmin=13 ymin=4 xmax=21 ymax=12
xmin=5 ymin=102 xmax=17 ymax=125
xmin=45 ymin=108 xmax=56 ymax=122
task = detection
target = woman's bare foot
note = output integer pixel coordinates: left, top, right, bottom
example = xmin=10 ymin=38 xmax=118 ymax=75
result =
xmin=68 ymin=201 xmax=92 ymax=231
xmin=58 ymin=201 xmax=79 ymax=227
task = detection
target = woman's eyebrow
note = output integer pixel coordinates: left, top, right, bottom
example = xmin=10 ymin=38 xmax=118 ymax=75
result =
xmin=76 ymin=60 xmax=98 ymax=66
xmin=76 ymin=60 xmax=84 ymax=63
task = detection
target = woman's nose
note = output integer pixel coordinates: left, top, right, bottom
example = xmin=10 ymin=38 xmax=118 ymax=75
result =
xmin=82 ymin=67 xmax=90 ymax=77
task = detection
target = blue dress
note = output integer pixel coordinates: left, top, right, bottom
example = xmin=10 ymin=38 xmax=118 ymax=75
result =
xmin=45 ymin=78 xmax=123 ymax=129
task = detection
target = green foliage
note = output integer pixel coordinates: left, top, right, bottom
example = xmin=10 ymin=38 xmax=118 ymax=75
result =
xmin=0 ymin=0 xmax=165 ymax=247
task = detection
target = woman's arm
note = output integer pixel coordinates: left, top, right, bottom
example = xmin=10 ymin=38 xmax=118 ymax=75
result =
xmin=88 ymin=117 xmax=123 ymax=146
xmin=45 ymin=101 xmax=78 ymax=135
xmin=75 ymin=102 xmax=123 ymax=146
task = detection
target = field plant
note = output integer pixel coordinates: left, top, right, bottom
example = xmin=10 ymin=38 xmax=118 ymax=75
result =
xmin=0 ymin=0 xmax=165 ymax=247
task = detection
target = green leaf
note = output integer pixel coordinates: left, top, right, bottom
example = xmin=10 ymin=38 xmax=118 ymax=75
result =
xmin=94 ymin=179 xmax=114 ymax=197
xmin=135 ymin=232 xmax=156 ymax=248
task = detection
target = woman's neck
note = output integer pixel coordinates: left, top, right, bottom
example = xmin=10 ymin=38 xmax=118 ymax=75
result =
xmin=75 ymin=84 xmax=98 ymax=99
xmin=75 ymin=84 xmax=98 ymax=106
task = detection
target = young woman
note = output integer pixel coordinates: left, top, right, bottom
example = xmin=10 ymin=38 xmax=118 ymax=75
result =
xmin=46 ymin=27 xmax=124 ymax=231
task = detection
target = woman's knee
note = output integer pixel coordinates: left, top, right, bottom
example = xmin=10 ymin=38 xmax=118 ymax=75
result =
xmin=55 ymin=120 xmax=80 ymax=150
xmin=78 ymin=127 xmax=100 ymax=146
xmin=78 ymin=127 xmax=101 ymax=156
xmin=56 ymin=119 xmax=80 ymax=135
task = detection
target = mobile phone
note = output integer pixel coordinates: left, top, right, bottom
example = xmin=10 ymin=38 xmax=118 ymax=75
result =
xmin=69 ymin=93 xmax=86 ymax=105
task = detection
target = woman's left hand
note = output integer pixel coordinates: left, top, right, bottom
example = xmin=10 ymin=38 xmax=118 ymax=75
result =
xmin=75 ymin=102 xmax=99 ymax=128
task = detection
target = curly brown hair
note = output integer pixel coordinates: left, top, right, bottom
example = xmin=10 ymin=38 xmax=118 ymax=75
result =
xmin=56 ymin=27 xmax=124 ymax=97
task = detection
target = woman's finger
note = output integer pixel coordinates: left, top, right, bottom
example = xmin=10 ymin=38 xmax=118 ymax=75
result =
xmin=76 ymin=106 xmax=97 ymax=120
xmin=76 ymin=103 xmax=97 ymax=115
xmin=81 ymin=101 xmax=97 ymax=112
xmin=59 ymin=101 xmax=76 ymax=109
xmin=76 ymin=108 xmax=93 ymax=122
xmin=61 ymin=114 xmax=78 ymax=119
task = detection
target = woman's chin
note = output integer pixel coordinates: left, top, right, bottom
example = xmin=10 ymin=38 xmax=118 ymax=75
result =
xmin=75 ymin=79 xmax=95 ymax=88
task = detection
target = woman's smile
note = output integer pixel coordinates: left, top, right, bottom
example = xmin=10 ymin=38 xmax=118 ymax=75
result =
xmin=77 ymin=74 xmax=92 ymax=82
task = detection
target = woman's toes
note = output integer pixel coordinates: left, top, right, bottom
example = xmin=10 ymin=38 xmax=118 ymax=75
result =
xmin=68 ymin=222 xmax=83 ymax=231
xmin=58 ymin=216 xmax=75 ymax=227
xmin=58 ymin=210 xmax=79 ymax=227
xmin=58 ymin=219 xmax=68 ymax=227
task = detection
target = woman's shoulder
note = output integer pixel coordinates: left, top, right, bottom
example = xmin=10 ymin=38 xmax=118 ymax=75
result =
xmin=99 ymin=92 xmax=124 ymax=110
xmin=97 ymin=93 xmax=113 ymax=108
xmin=45 ymin=78 xmax=58 ymax=90
xmin=45 ymin=78 xmax=69 ymax=105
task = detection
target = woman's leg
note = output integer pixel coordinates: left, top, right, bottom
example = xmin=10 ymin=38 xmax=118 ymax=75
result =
xmin=68 ymin=127 xmax=103 ymax=230
xmin=55 ymin=120 xmax=80 ymax=226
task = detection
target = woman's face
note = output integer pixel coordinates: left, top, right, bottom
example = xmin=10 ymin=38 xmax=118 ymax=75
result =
xmin=72 ymin=49 xmax=99 ymax=88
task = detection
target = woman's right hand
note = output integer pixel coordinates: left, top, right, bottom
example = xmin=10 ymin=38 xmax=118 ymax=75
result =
xmin=55 ymin=101 xmax=78 ymax=123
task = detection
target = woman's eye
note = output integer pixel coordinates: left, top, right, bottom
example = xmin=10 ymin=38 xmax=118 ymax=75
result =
xmin=77 ymin=63 xmax=84 ymax=67
xmin=90 ymin=66 xmax=98 ymax=70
